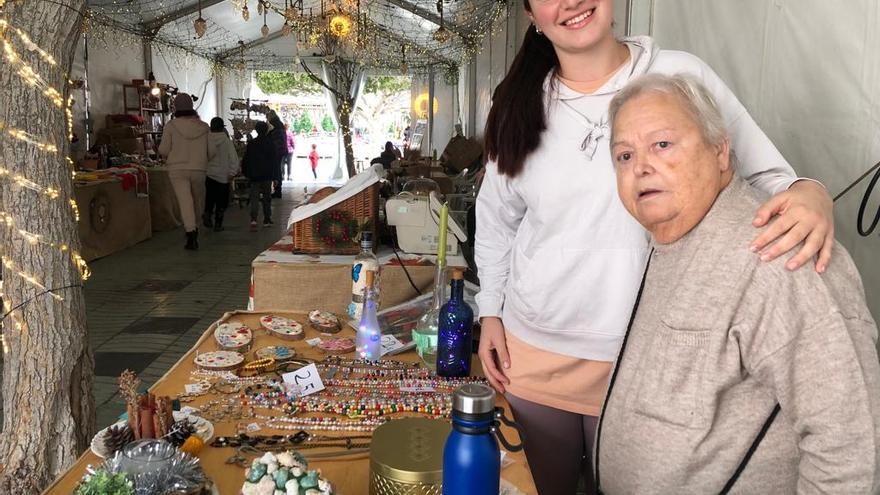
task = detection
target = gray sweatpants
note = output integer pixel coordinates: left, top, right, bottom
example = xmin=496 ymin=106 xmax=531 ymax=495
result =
xmin=506 ymin=393 xmax=598 ymax=495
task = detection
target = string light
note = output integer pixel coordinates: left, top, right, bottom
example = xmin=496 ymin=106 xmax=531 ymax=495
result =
xmin=0 ymin=214 xmax=90 ymax=281
xmin=0 ymin=122 xmax=59 ymax=153
xmin=0 ymin=25 xmax=64 ymax=107
xmin=1 ymin=257 xmax=65 ymax=302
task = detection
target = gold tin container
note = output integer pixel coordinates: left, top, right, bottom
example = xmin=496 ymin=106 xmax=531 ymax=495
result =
xmin=369 ymin=417 xmax=451 ymax=495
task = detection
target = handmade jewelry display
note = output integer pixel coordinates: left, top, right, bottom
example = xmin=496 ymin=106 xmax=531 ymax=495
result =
xmin=255 ymin=345 xmax=297 ymax=362
xmin=317 ymin=337 xmax=355 ymax=355
xmin=308 ymin=310 xmax=342 ymax=333
xmin=194 ymin=350 xmax=245 ymax=371
xmin=214 ymin=320 xmax=254 ymax=351
xmin=260 ymin=315 xmax=305 ymax=341
xmin=240 ymin=451 xmax=334 ymax=495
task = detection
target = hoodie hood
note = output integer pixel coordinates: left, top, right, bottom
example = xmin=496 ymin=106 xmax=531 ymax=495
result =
xmin=546 ymin=35 xmax=660 ymax=101
xmin=169 ymin=117 xmax=210 ymax=140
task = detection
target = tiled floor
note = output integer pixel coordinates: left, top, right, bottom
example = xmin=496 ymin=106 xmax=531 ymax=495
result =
xmin=86 ymin=181 xmax=323 ymax=428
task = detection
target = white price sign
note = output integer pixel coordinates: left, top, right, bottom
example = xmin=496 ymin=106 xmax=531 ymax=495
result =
xmin=282 ymin=363 xmax=325 ymax=398
xmin=380 ymin=334 xmax=406 ymax=356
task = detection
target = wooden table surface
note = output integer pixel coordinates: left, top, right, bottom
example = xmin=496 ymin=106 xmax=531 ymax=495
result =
xmin=44 ymin=310 xmax=536 ymax=494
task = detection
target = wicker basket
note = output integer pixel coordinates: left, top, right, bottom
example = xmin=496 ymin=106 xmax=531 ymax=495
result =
xmin=291 ymin=183 xmax=379 ymax=254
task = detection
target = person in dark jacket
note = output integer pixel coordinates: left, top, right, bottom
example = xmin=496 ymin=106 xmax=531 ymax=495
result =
xmin=242 ymin=121 xmax=278 ymax=230
xmin=370 ymin=141 xmax=399 ymax=170
xmin=267 ymin=112 xmax=287 ymax=198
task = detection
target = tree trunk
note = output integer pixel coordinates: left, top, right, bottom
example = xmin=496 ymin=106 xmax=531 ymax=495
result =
xmin=338 ymin=103 xmax=357 ymax=179
xmin=0 ymin=2 xmax=95 ymax=493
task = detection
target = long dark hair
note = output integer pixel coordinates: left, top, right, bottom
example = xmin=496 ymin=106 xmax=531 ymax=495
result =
xmin=484 ymin=22 xmax=559 ymax=178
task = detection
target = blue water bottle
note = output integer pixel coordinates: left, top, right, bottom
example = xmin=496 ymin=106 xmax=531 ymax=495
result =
xmin=442 ymin=384 xmax=524 ymax=495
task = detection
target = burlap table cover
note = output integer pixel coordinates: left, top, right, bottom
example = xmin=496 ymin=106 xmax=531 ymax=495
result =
xmin=250 ymin=238 xmax=467 ymax=313
xmin=146 ymin=167 xmax=182 ymax=232
xmin=75 ymin=179 xmax=152 ymax=261
xmin=43 ymin=310 xmax=537 ymax=495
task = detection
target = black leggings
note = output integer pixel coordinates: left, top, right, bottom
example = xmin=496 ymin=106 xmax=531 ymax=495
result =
xmin=505 ymin=393 xmax=598 ymax=495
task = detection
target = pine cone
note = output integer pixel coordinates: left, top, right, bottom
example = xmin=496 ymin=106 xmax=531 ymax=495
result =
xmin=103 ymin=424 xmax=134 ymax=455
xmin=167 ymin=419 xmax=197 ymax=447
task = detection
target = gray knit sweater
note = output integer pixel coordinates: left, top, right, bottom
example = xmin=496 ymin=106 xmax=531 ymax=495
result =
xmin=596 ymin=177 xmax=880 ymax=494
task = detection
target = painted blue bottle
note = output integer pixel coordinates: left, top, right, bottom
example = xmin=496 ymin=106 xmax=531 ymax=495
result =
xmin=442 ymin=384 xmax=524 ymax=495
xmin=437 ymin=269 xmax=474 ymax=377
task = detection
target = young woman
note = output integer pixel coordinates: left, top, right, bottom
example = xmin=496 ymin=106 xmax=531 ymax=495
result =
xmin=474 ymin=1 xmax=834 ymax=494
xmin=204 ymin=117 xmax=240 ymax=232
xmin=159 ymin=93 xmax=210 ymax=250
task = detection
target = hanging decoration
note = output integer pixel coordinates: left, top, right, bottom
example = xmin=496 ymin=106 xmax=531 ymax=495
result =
xmin=433 ymin=0 xmax=451 ymax=43
xmin=193 ymin=0 xmax=207 ymax=38
xmin=257 ymin=0 xmax=265 ymax=16
xmin=400 ymin=45 xmax=407 ymax=75
xmin=242 ymin=1 xmax=250 ymax=21
xmin=261 ymin=9 xmax=269 ymax=37
xmin=313 ymin=210 xmax=359 ymax=248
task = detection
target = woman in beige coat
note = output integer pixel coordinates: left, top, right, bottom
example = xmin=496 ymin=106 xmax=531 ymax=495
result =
xmin=158 ymin=93 xmax=210 ymax=250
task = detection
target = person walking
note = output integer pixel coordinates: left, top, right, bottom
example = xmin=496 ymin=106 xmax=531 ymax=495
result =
xmin=284 ymin=123 xmax=295 ymax=180
xmin=242 ymin=121 xmax=278 ymax=231
xmin=474 ymin=1 xmax=835 ymax=494
xmin=158 ymin=93 xmax=210 ymax=250
xmin=267 ymin=112 xmax=287 ymax=198
xmin=308 ymin=143 xmax=319 ymax=180
xmin=203 ymin=117 xmax=239 ymax=232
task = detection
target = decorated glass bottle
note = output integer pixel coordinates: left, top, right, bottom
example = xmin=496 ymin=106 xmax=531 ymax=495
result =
xmin=412 ymin=261 xmax=446 ymax=370
xmin=355 ymin=270 xmax=381 ymax=360
xmin=437 ymin=269 xmax=474 ymax=377
xmin=347 ymin=231 xmax=380 ymax=320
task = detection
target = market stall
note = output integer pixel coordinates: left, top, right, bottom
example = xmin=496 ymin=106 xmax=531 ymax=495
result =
xmin=145 ymin=166 xmax=182 ymax=232
xmin=74 ymin=171 xmax=152 ymax=261
xmin=44 ymin=310 xmax=537 ymax=494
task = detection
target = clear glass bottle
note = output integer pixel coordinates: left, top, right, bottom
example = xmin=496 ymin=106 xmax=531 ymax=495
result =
xmin=437 ymin=269 xmax=474 ymax=377
xmin=412 ymin=259 xmax=446 ymax=370
xmin=355 ymin=271 xmax=381 ymax=360
xmin=347 ymin=231 xmax=380 ymax=320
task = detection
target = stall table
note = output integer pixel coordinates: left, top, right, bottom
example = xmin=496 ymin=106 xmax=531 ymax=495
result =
xmin=145 ymin=167 xmax=182 ymax=231
xmin=43 ymin=310 xmax=537 ymax=494
xmin=74 ymin=178 xmax=152 ymax=261
xmin=250 ymin=234 xmax=467 ymax=312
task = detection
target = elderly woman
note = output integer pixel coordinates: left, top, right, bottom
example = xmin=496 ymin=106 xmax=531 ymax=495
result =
xmin=595 ymin=74 xmax=880 ymax=494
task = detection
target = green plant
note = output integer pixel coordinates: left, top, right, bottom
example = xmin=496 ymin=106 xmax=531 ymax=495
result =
xmin=75 ymin=471 xmax=133 ymax=495
xmin=295 ymin=113 xmax=314 ymax=134
xmin=255 ymin=71 xmax=322 ymax=95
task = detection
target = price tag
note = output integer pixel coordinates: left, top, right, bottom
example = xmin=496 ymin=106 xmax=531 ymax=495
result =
xmin=399 ymin=385 xmax=436 ymax=393
xmin=306 ymin=337 xmax=322 ymax=347
xmin=282 ymin=363 xmax=325 ymax=398
xmin=380 ymin=334 xmax=405 ymax=356
xmin=184 ymin=383 xmax=205 ymax=394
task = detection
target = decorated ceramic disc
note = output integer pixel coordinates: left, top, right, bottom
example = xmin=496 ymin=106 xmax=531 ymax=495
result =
xmin=213 ymin=321 xmax=253 ymax=351
xmin=318 ymin=337 xmax=356 ymax=355
xmin=194 ymin=350 xmax=245 ymax=371
xmin=254 ymin=345 xmax=297 ymax=361
xmin=260 ymin=315 xmax=305 ymax=341
xmin=308 ymin=310 xmax=341 ymax=333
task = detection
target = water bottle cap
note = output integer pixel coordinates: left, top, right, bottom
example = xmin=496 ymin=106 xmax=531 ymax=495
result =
xmin=452 ymin=383 xmax=496 ymax=415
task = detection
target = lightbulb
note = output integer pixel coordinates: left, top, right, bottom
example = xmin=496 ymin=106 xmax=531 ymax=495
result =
xmin=329 ymin=14 xmax=353 ymax=38
xmin=242 ymin=4 xmax=250 ymax=20
xmin=150 ymin=86 xmax=161 ymax=96
xmin=261 ymin=23 xmax=270 ymax=37
xmin=193 ymin=17 xmax=207 ymax=38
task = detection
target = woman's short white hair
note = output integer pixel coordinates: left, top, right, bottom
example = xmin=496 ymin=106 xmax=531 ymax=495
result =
xmin=608 ymin=73 xmax=729 ymax=150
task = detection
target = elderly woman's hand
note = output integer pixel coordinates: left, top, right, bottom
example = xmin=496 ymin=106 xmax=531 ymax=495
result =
xmin=750 ymin=180 xmax=834 ymax=273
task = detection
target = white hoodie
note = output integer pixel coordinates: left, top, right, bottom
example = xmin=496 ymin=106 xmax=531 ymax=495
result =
xmin=158 ymin=116 xmax=210 ymax=172
xmin=475 ymin=36 xmax=798 ymax=361
xmin=206 ymin=133 xmax=240 ymax=183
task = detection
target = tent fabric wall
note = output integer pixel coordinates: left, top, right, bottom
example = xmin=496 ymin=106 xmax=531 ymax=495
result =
xmin=151 ymin=46 xmax=219 ymax=121
xmin=650 ymin=0 xmax=880 ymax=318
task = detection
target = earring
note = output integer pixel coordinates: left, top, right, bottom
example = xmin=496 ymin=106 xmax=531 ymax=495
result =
xmin=534 ymin=24 xmax=542 ymax=35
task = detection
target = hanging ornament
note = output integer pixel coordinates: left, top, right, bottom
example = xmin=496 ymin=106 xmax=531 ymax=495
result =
xmin=285 ymin=0 xmax=297 ymax=21
xmin=193 ymin=0 xmax=207 ymax=38
xmin=261 ymin=10 xmax=269 ymax=37
xmin=400 ymin=45 xmax=408 ymax=75
xmin=257 ymin=0 xmax=265 ymax=15
xmin=242 ymin=2 xmax=250 ymax=21
xmin=433 ymin=0 xmax=451 ymax=43
xmin=282 ymin=21 xmax=292 ymax=36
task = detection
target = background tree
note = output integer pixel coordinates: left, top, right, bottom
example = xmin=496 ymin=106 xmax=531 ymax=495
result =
xmin=294 ymin=112 xmax=314 ymax=134
xmin=356 ymin=75 xmax=410 ymax=143
xmin=254 ymin=71 xmax=322 ymax=95
xmin=0 ymin=1 xmax=95 ymax=492
xmin=321 ymin=114 xmax=336 ymax=132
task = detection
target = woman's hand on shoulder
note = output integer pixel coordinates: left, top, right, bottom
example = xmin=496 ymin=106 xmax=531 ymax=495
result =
xmin=750 ymin=179 xmax=834 ymax=273
xmin=478 ymin=317 xmax=511 ymax=393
